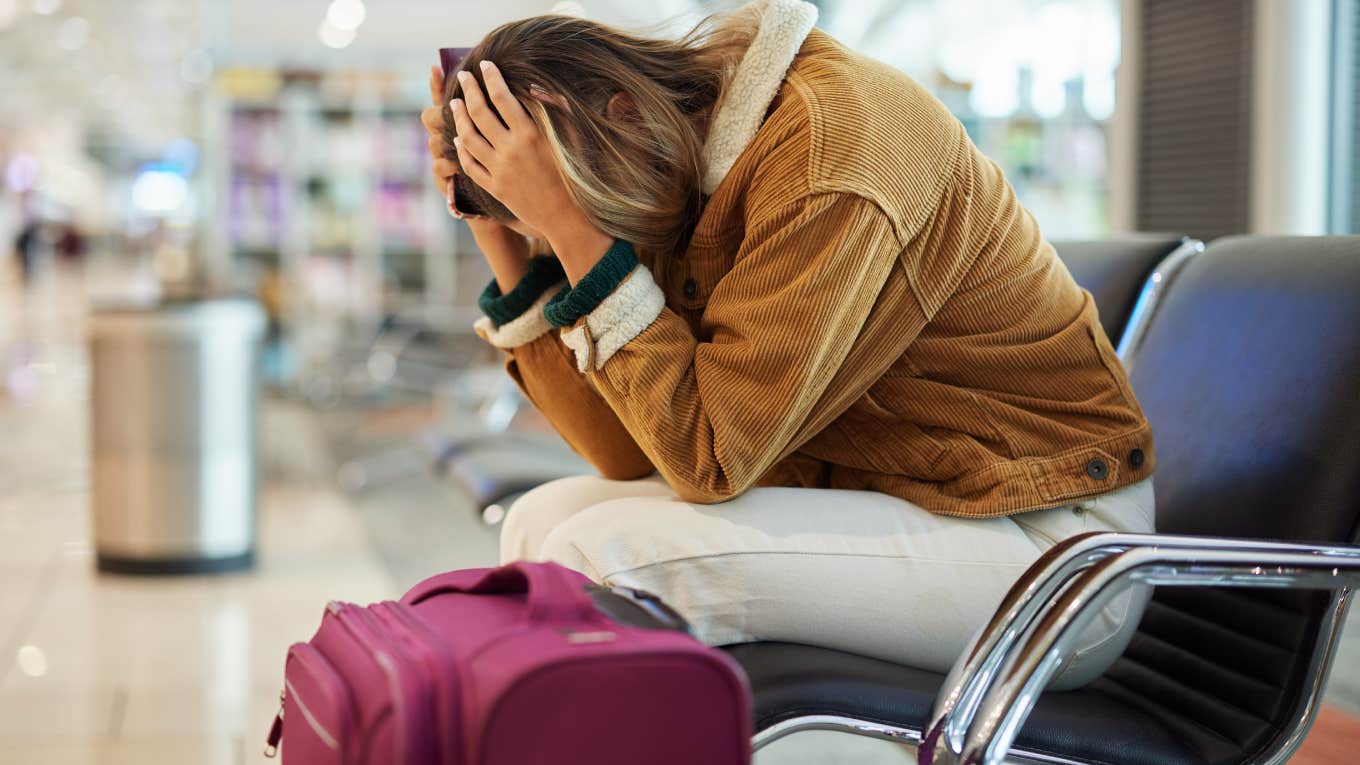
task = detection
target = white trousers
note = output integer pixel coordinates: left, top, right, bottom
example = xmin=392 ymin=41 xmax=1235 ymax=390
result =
xmin=501 ymin=475 xmax=1155 ymax=690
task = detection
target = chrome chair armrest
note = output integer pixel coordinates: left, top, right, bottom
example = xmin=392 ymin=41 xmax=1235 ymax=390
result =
xmin=927 ymin=538 xmax=1360 ymax=765
xmin=924 ymin=531 xmax=1141 ymax=755
xmin=923 ymin=530 xmax=1339 ymax=756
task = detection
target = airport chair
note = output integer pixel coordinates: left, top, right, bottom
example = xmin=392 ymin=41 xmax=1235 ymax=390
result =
xmin=728 ymin=235 xmax=1360 ymax=765
xmin=1051 ymin=234 xmax=1202 ymax=362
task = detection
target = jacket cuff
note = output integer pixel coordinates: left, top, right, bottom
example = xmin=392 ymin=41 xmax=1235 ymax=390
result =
xmin=558 ymin=264 xmax=666 ymax=372
xmin=474 ymin=283 xmax=565 ymax=349
xmin=478 ymin=255 xmax=566 ymax=327
xmin=543 ymin=240 xmax=639 ymax=328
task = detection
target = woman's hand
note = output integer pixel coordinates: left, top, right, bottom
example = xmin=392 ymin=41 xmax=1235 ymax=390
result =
xmin=421 ymin=65 xmax=459 ymax=191
xmin=450 ymin=61 xmax=613 ymax=284
xmin=422 ymin=65 xmax=529 ymax=292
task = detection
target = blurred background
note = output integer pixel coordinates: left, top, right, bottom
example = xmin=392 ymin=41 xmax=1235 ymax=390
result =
xmin=0 ymin=0 xmax=1356 ymax=763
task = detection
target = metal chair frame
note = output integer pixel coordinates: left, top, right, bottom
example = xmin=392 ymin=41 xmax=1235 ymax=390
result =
xmin=749 ymin=237 xmax=1360 ymax=765
xmin=754 ymin=532 xmax=1360 ymax=765
xmin=1112 ymin=237 xmax=1205 ymax=364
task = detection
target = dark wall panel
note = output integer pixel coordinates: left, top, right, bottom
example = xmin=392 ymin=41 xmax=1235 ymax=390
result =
xmin=1137 ymin=0 xmax=1255 ymax=240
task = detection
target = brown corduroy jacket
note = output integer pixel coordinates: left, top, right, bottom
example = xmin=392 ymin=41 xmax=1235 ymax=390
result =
xmin=481 ymin=27 xmax=1155 ymax=518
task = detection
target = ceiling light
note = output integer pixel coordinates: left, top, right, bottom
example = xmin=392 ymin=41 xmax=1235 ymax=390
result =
xmin=550 ymin=1 xmax=586 ymax=17
xmin=325 ymin=0 xmax=365 ymax=31
xmin=31 ymin=0 xmax=59 ymax=15
xmin=16 ymin=645 xmax=47 ymax=678
xmin=132 ymin=167 xmax=189 ymax=214
xmin=318 ymin=20 xmax=355 ymax=49
xmin=56 ymin=16 xmax=89 ymax=50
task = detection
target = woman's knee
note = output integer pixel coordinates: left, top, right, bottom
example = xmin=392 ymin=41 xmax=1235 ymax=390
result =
xmin=536 ymin=495 xmax=693 ymax=582
xmin=499 ymin=474 xmax=669 ymax=564
xmin=500 ymin=475 xmax=616 ymax=563
xmin=1046 ymin=583 xmax=1152 ymax=690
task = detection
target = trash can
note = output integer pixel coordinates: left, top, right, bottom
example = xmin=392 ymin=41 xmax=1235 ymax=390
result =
xmin=90 ymin=298 xmax=266 ymax=574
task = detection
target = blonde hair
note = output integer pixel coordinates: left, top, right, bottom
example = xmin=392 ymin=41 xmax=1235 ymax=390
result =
xmin=442 ymin=9 xmax=758 ymax=259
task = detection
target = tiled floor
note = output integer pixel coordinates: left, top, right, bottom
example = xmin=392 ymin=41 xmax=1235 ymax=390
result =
xmin=0 ymin=260 xmax=1356 ymax=764
xmin=0 ymin=264 xmax=394 ymax=763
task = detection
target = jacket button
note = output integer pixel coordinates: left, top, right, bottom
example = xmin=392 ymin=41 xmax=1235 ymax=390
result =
xmin=682 ymin=278 xmax=698 ymax=299
xmin=1086 ymin=459 xmax=1109 ymax=480
xmin=1129 ymin=448 xmax=1145 ymax=469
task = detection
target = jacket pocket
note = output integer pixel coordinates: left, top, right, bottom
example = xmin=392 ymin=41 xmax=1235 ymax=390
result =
xmin=670 ymin=239 xmax=734 ymax=313
xmin=803 ymin=392 xmax=952 ymax=478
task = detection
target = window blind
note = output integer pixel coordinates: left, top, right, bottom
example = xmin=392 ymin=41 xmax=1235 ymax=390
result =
xmin=1136 ymin=0 xmax=1255 ymax=240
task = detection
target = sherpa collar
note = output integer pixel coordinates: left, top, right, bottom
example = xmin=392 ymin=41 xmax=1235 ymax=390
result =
xmin=699 ymin=0 xmax=818 ymax=194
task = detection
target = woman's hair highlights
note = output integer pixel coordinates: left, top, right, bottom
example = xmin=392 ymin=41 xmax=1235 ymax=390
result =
xmin=442 ymin=9 xmax=758 ymax=258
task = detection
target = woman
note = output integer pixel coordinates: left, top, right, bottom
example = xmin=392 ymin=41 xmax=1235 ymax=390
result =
xmin=420 ymin=0 xmax=1154 ymax=688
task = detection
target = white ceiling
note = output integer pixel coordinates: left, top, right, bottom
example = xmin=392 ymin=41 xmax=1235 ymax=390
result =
xmin=213 ymin=0 xmax=711 ymax=68
xmin=0 ymin=0 xmax=710 ymax=157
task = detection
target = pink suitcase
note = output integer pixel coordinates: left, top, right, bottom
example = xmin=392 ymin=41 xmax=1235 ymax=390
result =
xmin=266 ymin=561 xmax=752 ymax=764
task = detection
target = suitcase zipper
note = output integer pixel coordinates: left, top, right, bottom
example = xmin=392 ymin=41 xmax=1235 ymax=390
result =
xmin=265 ymin=689 xmax=284 ymax=758
xmin=380 ymin=602 xmax=463 ymax=765
xmin=331 ymin=604 xmax=409 ymax=763
xmin=369 ymin=603 xmax=454 ymax=765
xmin=336 ymin=603 xmax=437 ymax=765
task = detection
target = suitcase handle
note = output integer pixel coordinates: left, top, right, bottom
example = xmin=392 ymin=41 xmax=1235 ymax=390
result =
xmin=402 ymin=561 xmax=598 ymax=625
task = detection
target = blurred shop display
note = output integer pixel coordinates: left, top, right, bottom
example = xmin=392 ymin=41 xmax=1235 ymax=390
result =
xmin=220 ymin=70 xmax=446 ymax=309
xmin=811 ymin=0 xmax=1121 ymax=238
xmin=212 ymin=66 xmax=491 ymax=394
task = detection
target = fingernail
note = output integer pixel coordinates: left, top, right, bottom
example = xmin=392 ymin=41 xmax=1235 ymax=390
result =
xmin=453 ymin=136 xmax=462 ymax=146
xmin=457 ymin=70 xmax=470 ymax=81
xmin=480 ymin=60 xmax=494 ymax=71
xmin=450 ymin=98 xmax=461 ymax=110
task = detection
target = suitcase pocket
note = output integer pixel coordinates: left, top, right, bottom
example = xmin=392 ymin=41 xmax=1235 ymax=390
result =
xmin=279 ymin=643 xmax=356 ymax=764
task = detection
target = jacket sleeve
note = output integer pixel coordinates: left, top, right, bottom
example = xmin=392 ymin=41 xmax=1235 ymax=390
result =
xmin=473 ymin=259 xmax=655 ymax=481
xmin=553 ymin=193 xmax=914 ymax=503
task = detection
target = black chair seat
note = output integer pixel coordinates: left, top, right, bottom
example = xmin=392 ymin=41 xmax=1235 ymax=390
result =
xmin=727 ymin=642 xmax=1205 ymax=765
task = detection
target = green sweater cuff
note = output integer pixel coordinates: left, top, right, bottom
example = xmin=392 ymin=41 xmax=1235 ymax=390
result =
xmin=543 ymin=240 xmax=638 ymax=328
xmin=478 ymin=256 xmax=567 ymax=327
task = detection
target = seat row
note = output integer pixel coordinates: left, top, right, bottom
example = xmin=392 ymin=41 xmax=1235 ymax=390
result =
xmin=732 ymin=233 xmax=1360 ymax=765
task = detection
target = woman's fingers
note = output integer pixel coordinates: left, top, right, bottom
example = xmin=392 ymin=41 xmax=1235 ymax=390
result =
xmin=455 ymin=70 xmax=509 ymax=144
xmin=420 ymin=105 xmax=444 ymax=137
xmin=426 ymin=124 xmax=455 ymax=169
xmin=450 ymin=97 xmax=474 ymax=145
xmin=478 ymin=61 xmax=532 ymax=130
xmin=427 ymin=67 xmax=452 ymax=193
xmin=428 ymin=65 xmax=443 ymax=106
xmin=453 ymin=137 xmax=492 ymax=187
xmin=432 ymin=157 xmax=458 ymax=183
xmin=451 ymin=99 xmax=496 ymax=170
